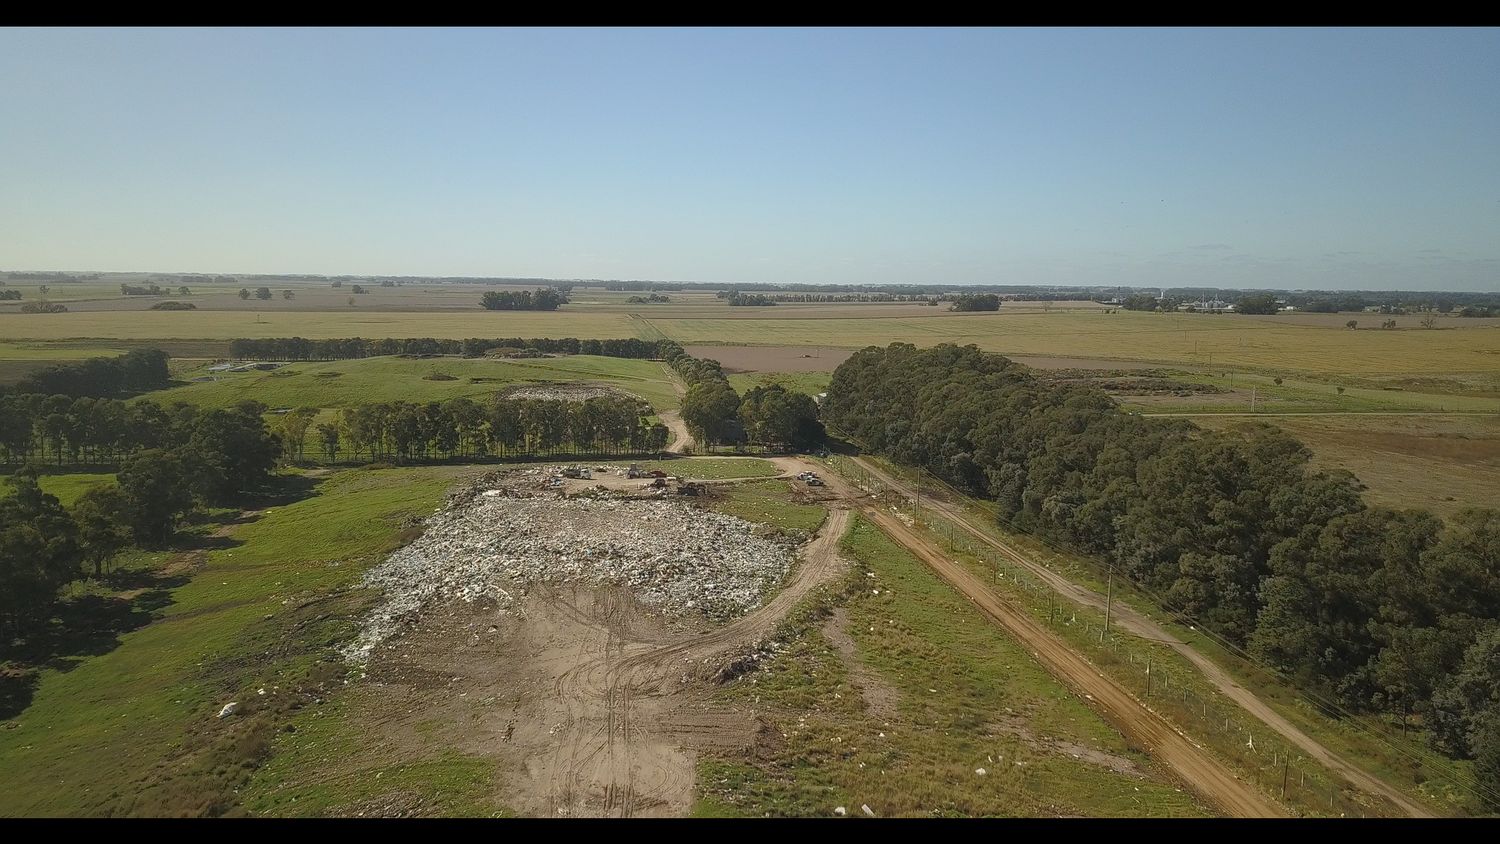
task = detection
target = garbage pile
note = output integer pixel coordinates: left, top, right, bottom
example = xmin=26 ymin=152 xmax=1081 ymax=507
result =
xmin=344 ymin=481 xmax=795 ymax=663
xmin=500 ymin=382 xmax=632 ymax=401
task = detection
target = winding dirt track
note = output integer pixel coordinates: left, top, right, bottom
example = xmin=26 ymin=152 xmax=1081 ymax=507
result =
xmin=657 ymin=364 xmax=694 ymax=454
xmin=847 ymin=456 xmax=1433 ymax=818
xmin=516 ymin=506 xmax=852 ymax=816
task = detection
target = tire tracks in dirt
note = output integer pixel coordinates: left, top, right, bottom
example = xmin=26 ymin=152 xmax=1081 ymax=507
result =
xmin=514 ymin=506 xmax=852 ymax=816
xmin=765 ymin=455 xmax=1287 ymax=817
xmin=845 ymin=455 xmax=1433 ymax=818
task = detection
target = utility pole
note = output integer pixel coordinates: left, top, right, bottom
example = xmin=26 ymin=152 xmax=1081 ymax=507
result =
xmin=1250 ymin=386 xmax=1257 ymax=413
xmin=1281 ymin=757 xmax=1289 ymax=801
xmin=1104 ymin=568 xmax=1114 ymax=635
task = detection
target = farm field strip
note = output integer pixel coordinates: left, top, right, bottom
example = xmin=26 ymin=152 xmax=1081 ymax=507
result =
xmin=5 ymin=307 xmax=1499 ymax=377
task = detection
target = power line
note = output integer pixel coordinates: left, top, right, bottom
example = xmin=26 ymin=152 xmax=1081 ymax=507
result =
xmin=846 ymin=449 xmax=1495 ymax=809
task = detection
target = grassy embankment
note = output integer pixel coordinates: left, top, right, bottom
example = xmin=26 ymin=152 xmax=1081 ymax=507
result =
xmin=693 ymin=514 xmax=1211 ymax=818
xmin=0 ymin=465 xmax=498 ymax=817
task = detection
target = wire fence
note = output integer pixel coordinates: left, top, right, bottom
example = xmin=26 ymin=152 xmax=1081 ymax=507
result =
xmin=825 ymin=452 xmax=1407 ymax=817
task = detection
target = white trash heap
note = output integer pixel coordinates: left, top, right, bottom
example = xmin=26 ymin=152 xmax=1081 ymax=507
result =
xmin=344 ymin=485 xmax=795 ymax=663
xmin=500 ymin=383 xmax=632 ymax=402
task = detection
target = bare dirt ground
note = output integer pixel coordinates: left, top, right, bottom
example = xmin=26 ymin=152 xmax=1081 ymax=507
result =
xmin=847 ymin=456 xmax=1433 ymax=818
xmin=357 ymin=503 xmax=852 ymax=817
xmin=657 ymin=363 xmax=694 ymax=453
xmin=821 ymin=607 xmax=901 ymax=724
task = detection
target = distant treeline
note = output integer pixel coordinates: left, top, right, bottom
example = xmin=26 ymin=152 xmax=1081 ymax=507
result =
xmin=4 ymin=272 xmax=100 ymax=282
xmin=2 ymin=349 xmax=171 ymax=399
xmin=607 ymin=281 xmax=686 ymax=292
xmin=754 ymin=293 xmax=936 ymax=303
xmin=226 ymin=336 xmax=679 ymax=361
xmin=824 ymin=343 xmax=1500 ymax=806
xmin=1113 ymin=289 xmax=1500 ymax=314
xmin=479 ymin=289 xmax=568 ymax=311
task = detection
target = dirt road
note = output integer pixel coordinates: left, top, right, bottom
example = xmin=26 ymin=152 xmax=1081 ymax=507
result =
xmin=766 ymin=455 xmax=1287 ymax=817
xmin=847 ymin=456 xmax=1434 ymax=818
xmin=658 ymin=410 xmax=693 ymax=455
xmin=657 ymin=364 xmax=695 ymax=454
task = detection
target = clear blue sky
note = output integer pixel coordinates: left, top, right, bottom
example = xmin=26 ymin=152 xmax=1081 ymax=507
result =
xmin=2 ymin=27 xmax=1497 ymax=290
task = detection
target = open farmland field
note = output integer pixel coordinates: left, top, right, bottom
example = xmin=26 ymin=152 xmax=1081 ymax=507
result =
xmin=1122 ymin=371 xmax=1500 ymax=414
xmin=0 ymin=307 xmax=641 ymax=342
xmin=147 ymin=354 xmax=683 ymax=413
xmin=656 ymin=311 xmax=1500 ymax=377
xmin=8 ymin=306 xmax=1499 ymax=381
xmin=1196 ymin=415 xmax=1500 ymax=518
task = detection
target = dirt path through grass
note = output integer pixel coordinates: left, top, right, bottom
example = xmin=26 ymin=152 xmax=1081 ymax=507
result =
xmin=846 ymin=455 xmax=1435 ymax=818
xmin=763 ymin=455 xmax=1287 ymax=817
xmin=657 ymin=363 xmax=694 ymax=454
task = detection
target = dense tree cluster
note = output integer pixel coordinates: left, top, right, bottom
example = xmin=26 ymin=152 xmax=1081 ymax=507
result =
xmin=949 ymin=293 xmax=1001 ymax=312
xmin=149 ymin=301 xmax=196 ymax=310
xmin=19 ymin=301 xmax=67 ymax=313
xmin=0 ymin=402 xmax=279 ymax=633
xmin=331 ymin=396 xmax=668 ymax=462
xmin=1235 ymin=293 xmax=1281 ymax=315
xmin=1120 ymin=293 xmax=1164 ymax=311
xmin=627 ymin=294 xmax=671 ymax=303
xmin=227 ymin=336 xmax=677 ymax=361
xmin=738 ymin=385 xmax=824 ymax=451
xmin=5 ymin=349 xmax=170 ymax=399
xmin=722 ymin=291 xmax=778 ymax=306
xmin=824 ymin=342 xmax=1500 ymax=802
xmin=119 ymin=283 xmax=165 ymax=296
xmin=0 ymin=290 xmax=20 ymax=300
xmin=478 ymin=289 xmax=568 ymax=311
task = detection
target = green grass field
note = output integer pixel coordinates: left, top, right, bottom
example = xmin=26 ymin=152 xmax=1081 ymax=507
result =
xmin=727 ymin=371 xmax=831 ymax=398
xmin=147 ymin=354 xmax=683 ymax=413
xmin=1122 ymin=371 xmax=1500 ymax=415
xmin=0 ymin=472 xmax=117 ymax=508
xmin=703 ymin=479 xmax=828 ymax=535
xmin=632 ymin=457 xmax=779 ymax=479
xmin=695 ymin=514 xmax=1209 ymax=817
xmin=0 ymin=465 xmax=482 ymax=817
